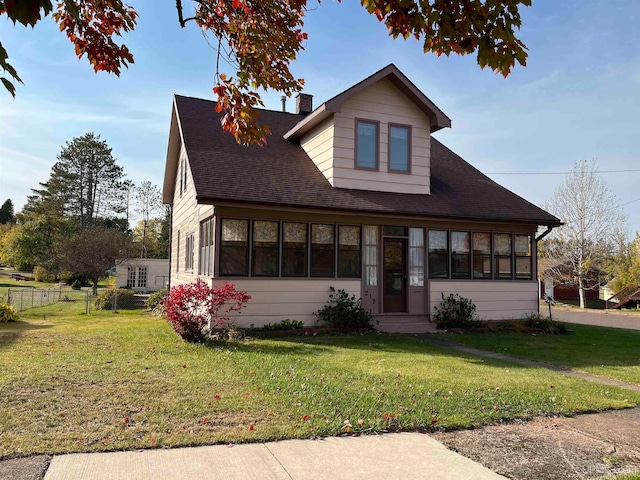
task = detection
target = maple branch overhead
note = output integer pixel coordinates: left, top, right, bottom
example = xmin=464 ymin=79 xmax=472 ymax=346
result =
xmin=1 ymin=0 xmax=530 ymax=144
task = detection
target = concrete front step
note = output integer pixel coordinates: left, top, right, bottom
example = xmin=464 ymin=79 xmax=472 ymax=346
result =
xmin=374 ymin=315 xmax=436 ymax=334
xmin=376 ymin=323 xmax=435 ymax=334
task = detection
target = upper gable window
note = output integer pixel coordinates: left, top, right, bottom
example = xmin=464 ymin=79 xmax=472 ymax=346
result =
xmin=355 ymin=120 xmax=379 ymax=170
xmin=389 ymin=124 xmax=410 ymax=173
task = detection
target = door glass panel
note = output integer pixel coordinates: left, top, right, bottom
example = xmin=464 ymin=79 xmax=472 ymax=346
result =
xmin=383 ymin=239 xmax=406 ymax=313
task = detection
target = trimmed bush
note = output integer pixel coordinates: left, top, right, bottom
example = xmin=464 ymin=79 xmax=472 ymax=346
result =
xmin=314 ymin=287 xmax=372 ymax=332
xmin=433 ymin=293 xmax=480 ymax=330
xmin=94 ymin=288 xmax=136 ymax=310
xmin=0 ymin=303 xmax=18 ymax=322
xmin=58 ymin=270 xmax=74 ymax=284
xmin=163 ymin=280 xmax=251 ymax=342
xmin=525 ymin=313 xmax=570 ymax=335
xmin=146 ymin=288 xmax=167 ymax=311
xmin=33 ymin=266 xmax=55 ymax=283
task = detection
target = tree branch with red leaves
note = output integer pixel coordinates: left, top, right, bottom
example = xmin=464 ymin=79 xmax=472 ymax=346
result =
xmin=2 ymin=0 xmax=531 ymax=144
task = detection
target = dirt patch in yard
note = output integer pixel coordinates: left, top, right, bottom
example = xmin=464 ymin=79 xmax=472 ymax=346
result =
xmin=0 ymin=455 xmax=50 ymax=480
xmin=433 ymin=407 xmax=640 ymax=479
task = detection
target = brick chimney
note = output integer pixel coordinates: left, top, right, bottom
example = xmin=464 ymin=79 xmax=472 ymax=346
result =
xmin=296 ymin=93 xmax=313 ymax=115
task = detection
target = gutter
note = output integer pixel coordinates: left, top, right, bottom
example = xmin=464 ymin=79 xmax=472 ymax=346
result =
xmin=535 ymin=225 xmax=557 ymax=242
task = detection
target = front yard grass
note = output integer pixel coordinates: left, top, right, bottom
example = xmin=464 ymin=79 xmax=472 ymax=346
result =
xmin=444 ymin=323 xmax=640 ymax=386
xmin=1 ymin=304 xmax=640 ymax=459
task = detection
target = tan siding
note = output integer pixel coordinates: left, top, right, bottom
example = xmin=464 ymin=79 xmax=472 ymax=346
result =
xmin=300 ymin=117 xmax=335 ymax=185
xmin=430 ymin=280 xmax=539 ymax=320
xmin=332 ymin=78 xmax=432 ymax=194
xmin=210 ymin=279 xmax=360 ymax=327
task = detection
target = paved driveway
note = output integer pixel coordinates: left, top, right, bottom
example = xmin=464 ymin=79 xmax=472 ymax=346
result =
xmin=551 ymin=306 xmax=640 ymax=330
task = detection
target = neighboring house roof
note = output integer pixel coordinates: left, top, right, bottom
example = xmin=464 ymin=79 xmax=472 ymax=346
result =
xmin=284 ymin=64 xmax=451 ymax=140
xmin=608 ymin=285 xmax=640 ymax=309
xmin=163 ymin=94 xmax=560 ymax=227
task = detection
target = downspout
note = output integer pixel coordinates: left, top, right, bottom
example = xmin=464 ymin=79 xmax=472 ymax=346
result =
xmin=535 ymin=225 xmax=555 ymax=242
xmin=535 ymin=224 xmax=558 ymax=315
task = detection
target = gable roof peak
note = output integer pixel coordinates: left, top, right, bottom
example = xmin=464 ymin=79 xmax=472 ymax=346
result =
xmin=284 ymin=64 xmax=451 ymax=140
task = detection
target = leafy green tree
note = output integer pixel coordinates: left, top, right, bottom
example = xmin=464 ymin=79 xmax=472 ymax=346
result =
xmin=134 ymin=181 xmax=162 ymax=258
xmin=0 ymin=199 xmax=14 ymax=224
xmin=609 ymin=233 xmax=640 ymax=293
xmin=132 ymin=218 xmax=165 ymax=259
xmin=27 ymin=133 xmax=127 ymax=226
xmin=0 ymin=215 xmax=73 ymax=272
xmin=3 ymin=0 xmax=531 ymax=143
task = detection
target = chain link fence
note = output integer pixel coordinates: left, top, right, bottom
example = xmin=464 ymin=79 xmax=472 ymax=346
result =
xmin=6 ymin=286 xmax=150 ymax=313
xmin=7 ymin=287 xmax=90 ymax=313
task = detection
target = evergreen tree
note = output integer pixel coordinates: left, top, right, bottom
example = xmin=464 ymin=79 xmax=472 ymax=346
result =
xmin=0 ymin=199 xmax=14 ymax=224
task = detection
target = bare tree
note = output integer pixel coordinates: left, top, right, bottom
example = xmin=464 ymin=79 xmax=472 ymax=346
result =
xmin=542 ymin=159 xmax=627 ymax=308
xmin=135 ymin=181 xmax=162 ymax=258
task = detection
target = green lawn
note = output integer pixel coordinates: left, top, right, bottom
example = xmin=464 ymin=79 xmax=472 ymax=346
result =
xmin=1 ymin=303 xmax=639 ymax=459
xmin=444 ymin=323 xmax=640 ymax=386
xmin=0 ymin=275 xmax=57 ymax=304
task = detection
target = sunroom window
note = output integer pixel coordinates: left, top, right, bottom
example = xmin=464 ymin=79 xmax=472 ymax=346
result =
xmin=219 ymin=219 xmax=249 ymax=276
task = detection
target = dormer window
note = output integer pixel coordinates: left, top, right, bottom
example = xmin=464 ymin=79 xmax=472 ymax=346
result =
xmin=355 ymin=119 xmax=379 ymax=170
xmin=389 ymin=124 xmax=411 ymax=173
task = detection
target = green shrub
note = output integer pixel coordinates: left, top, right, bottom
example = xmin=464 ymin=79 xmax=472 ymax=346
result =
xmin=0 ymin=303 xmax=18 ymax=322
xmin=71 ymin=280 xmax=82 ymax=290
xmin=524 ymin=313 xmax=570 ymax=335
xmin=146 ymin=288 xmax=167 ymax=311
xmin=94 ymin=288 xmax=136 ymax=310
xmin=58 ymin=270 xmax=74 ymax=284
xmin=33 ymin=266 xmax=55 ymax=283
xmin=262 ymin=319 xmax=304 ymax=331
xmin=433 ymin=293 xmax=480 ymax=330
xmin=314 ymin=287 xmax=372 ymax=332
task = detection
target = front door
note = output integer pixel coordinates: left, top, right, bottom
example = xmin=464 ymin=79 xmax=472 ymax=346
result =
xmin=383 ymin=238 xmax=407 ymax=313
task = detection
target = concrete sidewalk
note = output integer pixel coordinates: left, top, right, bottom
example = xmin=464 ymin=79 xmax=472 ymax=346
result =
xmin=44 ymin=433 xmax=505 ymax=480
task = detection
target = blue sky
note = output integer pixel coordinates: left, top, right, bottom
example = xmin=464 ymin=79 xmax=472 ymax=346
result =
xmin=1 ymin=0 xmax=639 ymax=231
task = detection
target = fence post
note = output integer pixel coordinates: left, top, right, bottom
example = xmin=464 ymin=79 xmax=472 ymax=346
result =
xmin=86 ymin=290 xmax=89 ymax=315
xmin=7 ymin=288 xmax=11 ymax=306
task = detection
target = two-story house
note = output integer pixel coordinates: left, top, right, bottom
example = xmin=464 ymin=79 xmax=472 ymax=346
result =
xmin=162 ymin=64 xmax=561 ymax=333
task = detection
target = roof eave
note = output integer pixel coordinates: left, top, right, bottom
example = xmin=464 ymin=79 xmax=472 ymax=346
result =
xmin=162 ymin=97 xmax=182 ymax=204
xmin=194 ymin=195 xmax=561 ymax=226
xmin=283 ymin=104 xmax=330 ymax=140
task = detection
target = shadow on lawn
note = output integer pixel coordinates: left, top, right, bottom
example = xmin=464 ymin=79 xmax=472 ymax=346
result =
xmin=230 ymin=328 xmax=640 ymax=374
xmin=208 ymin=338 xmax=335 ymax=357
xmin=218 ymin=331 xmax=518 ymax=369
xmin=0 ymin=321 xmax=54 ymax=349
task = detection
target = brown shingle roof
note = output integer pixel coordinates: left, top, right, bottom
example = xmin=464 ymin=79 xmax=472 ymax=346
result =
xmin=174 ymin=95 xmax=561 ymax=226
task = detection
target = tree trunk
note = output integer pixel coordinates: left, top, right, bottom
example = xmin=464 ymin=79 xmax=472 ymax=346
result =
xmin=578 ymin=279 xmax=586 ymax=309
xmin=92 ymin=279 xmax=99 ymax=296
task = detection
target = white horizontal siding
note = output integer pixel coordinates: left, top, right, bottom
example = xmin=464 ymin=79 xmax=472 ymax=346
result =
xmin=170 ymin=143 xmax=214 ymax=286
xmin=209 ymin=279 xmax=360 ymax=328
xmin=430 ymin=280 xmax=539 ymax=320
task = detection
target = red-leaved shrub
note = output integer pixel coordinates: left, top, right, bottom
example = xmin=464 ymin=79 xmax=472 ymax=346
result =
xmin=163 ymin=279 xmax=251 ymax=342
